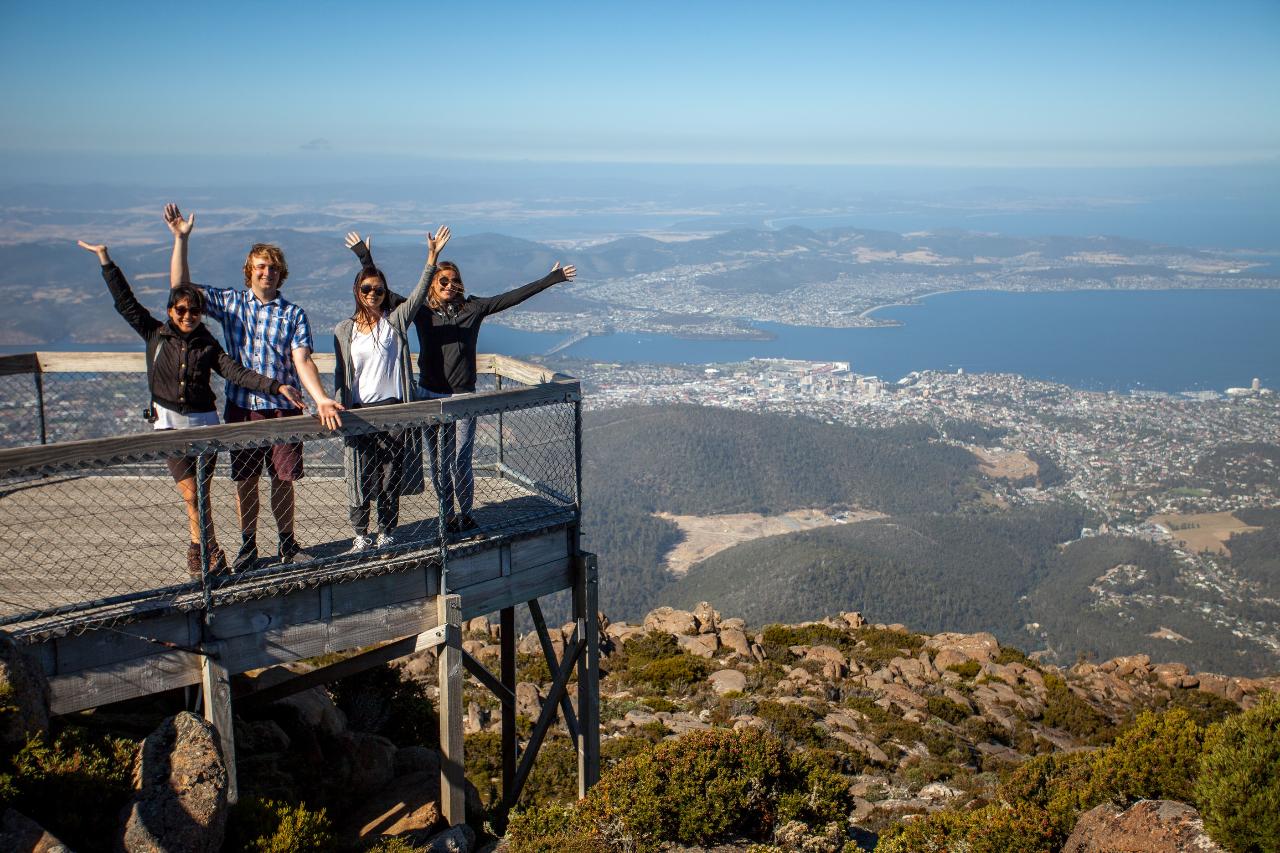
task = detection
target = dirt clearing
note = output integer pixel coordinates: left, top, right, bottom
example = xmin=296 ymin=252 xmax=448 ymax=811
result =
xmin=1149 ymin=511 xmax=1263 ymax=556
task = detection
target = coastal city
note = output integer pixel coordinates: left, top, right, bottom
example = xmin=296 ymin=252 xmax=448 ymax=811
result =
xmin=563 ymin=355 xmax=1279 ymax=521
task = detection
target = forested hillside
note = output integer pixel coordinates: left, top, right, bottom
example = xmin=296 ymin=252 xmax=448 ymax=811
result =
xmin=662 ymin=503 xmax=1089 ymax=637
xmin=578 ymin=405 xmax=982 ymax=619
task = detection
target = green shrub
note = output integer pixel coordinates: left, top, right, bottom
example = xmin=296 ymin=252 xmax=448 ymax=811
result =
xmin=225 ymin=797 xmax=333 ymax=853
xmin=1137 ymin=687 xmax=1242 ymax=729
xmin=877 ymin=802 xmax=1059 ymax=853
xmin=927 ymin=695 xmax=971 ymax=726
xmin=756 ymin=700 xmax=825 ymax=748
xmin=538 ymin=727 xmax=817 ymax=852
xmin=850 ymin=626 xmax=926 ymax=664
xmin=1040 ymin=673 xmax=1111 ymax=740
xmin=759 ymin=623 xmax=852 ymax=659
xmin=947 ymin=660 xmax=982 ymax=678
xmin=1087 ymin=708 xmax=1204 ymax=805
xmin=996 ymin=750 xmax=1096 ymax=844
xmin=621 ymin=631 xmax=682 ymax=666
xmin=1 ymin=728 xmax=137 ymax=851
xmin=994 ymin=646 xmax=1037 ymax=667
xmin=466 ymin=731 xmax=579 ymax=812
xmin=632 ymin=655 xmax=710 ymax=692
xmin=1195 ymin=692 xmax=1280 ymax=852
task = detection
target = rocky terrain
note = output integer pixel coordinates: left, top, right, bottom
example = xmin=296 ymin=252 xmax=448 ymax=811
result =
xmin=2 ymin=602 xmax=1276 ymax=851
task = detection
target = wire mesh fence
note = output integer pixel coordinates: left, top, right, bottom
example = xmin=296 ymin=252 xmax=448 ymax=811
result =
xmin=0 ymin=359 xmax=580 ymax=637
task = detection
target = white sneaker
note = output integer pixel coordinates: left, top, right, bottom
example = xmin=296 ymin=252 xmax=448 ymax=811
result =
xmin=348 ymin=534 xmax=373 ymax=554
xmin=375 ymin=532 xmax=397 ymax=548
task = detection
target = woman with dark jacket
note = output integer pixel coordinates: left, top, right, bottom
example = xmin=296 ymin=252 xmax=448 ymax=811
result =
xmin=353 ymin=239 xmax=575 ymax=534
xmin=334 ymin=226 xmax=448 ymax=552
xmin=77 ymin=240 xmax=303 ymax=577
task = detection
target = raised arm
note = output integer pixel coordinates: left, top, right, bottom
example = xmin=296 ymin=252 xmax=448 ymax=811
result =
xmin=345 ymin=232 xmax=380 ymax=277
xmin=77 ymin=240 xmax=159 ymax=339
xmin=389 ymin=225 xmax=450 ymax=327
xmin=164 ymin=203 xmax=195 ymax=288
xmin=481 ymin=262 xmax=577 ymax=317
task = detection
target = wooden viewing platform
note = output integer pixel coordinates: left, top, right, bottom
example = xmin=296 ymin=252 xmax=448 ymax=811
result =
xmin=0 ymin=351 xmax=600 ymax=827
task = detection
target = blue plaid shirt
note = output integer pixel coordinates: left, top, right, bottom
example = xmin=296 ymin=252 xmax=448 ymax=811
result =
xmin=200 ymin=286 xmax=314 ymax=411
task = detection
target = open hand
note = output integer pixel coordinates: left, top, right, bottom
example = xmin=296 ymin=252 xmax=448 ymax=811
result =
xmin=315 ymin=398 xmax=345 ymax=430
xmin=427 ymin=225 xmax=451 ymax=262
xmin=279 ymin=385 xmax=305 ymax=409
xmin=76 ymin=240 xmax=111 ymax=265
xmin=345 ymin=232 xmax=370 ymax=252
xmin=552 ymin=261 xmax=577 ymax=281
xmin=164 ymin=204 xmax=195 ymax=238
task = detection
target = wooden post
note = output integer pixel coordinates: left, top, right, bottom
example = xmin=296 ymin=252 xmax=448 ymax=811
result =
xmin=574 ymin=553 xmax=600 ymax=795
xmin=200 ymin=643 xmax=238 ymax=804
xmin=437 ymin=594 xmax=465 ymax=826
xmin=500 ymin=605 xmax=517 ymax=823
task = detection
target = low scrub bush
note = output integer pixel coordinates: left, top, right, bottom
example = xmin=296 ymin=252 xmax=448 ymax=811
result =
xmin=1040 ymin=673 xmax=1111 ymax=740
xmin=947 ymin=660 xmax=982 ymax=678
xmin=224 ymin=797 xmax=333 ymax=853
xmin=1087 ymin=708 xmax=1203 ymax=804
xmin=927 ymin=695 xmax=971 ymax=726
xmin=631 ymin=655 xmax=710 ymax=692
xmin=1195 ymin=692 xmax=1280 ymax=852
xmin=876 ymin=802 xmax=1059 ymax=853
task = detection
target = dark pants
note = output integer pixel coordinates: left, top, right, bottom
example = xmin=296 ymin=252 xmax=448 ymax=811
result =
xmin=349 ymin=399 xmax=405 ymax=535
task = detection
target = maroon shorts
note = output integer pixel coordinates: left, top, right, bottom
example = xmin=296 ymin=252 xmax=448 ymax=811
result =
xmin=225 ymin=403 xmax=305 ymax=482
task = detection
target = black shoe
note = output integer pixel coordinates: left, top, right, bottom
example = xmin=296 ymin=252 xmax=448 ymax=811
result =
xmin=445 ymin=516 xmax=461 ymax=535
xmin=278 ymin=536 xmax=313 ymax=564
xmin=232 ymin=541 xmax=258 ymax=573
xmin=458 ymin=514 xmax=479 ymax=533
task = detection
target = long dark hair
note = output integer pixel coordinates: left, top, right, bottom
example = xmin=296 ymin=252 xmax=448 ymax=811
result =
xmin=352 ymin=268 xmax=389 ymax=328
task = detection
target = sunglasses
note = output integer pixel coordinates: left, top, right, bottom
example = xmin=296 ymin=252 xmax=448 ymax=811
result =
xmin=359 ymin=285 xmax=387 ymax=296
xmin=171 ymin=306 xmax=203 ymax=318
xmin=436 ymin=276 xmax=462 ymax=287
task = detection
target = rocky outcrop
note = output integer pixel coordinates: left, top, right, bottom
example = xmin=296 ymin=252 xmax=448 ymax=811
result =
xmin=121 ymin=712 xmax=228 ymax=853
xmin=0 ymin=632 xmax=50 ymax=749
xmin=1063 ymin=800 xmax=1226 ymax=852
xmin=0 ymin=809 xmax=69 ymax=853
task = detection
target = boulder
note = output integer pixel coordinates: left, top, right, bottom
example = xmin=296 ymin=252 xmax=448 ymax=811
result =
xmin=0 ymin=808 xmax=69 ymax=853
xmin=691 ymin=602 xmax=719 ymax=634
xmin=1063 ymin=800 xmax=1225 ymax=853
xmin=643 ymin=606 xmax=699 ymax=636
xmin=275 ymin=686 xmax=347 ymax=737
xmin=925 ymin=632 xmax=1000 ymax=669
xmin=515 ymin=682 xmax=542 ymax=720
xmin=840 ymin=611 xmax=866 ymax=629
xmin=0 ymin=632 xmax=50 ymax=748
xmin=122 ymin=712 xmax=227 ymax=853
xmin=719 ymin=627 xmax=752 ymax=657
xmin=403 ymin=823 xmax=477 ymax=852
xmin=396 ymin=746 xmax=442 ymax=776
xmin=720 ymin=617 xmax=747 ymax=631
xmin=334 ymin=732 xmax=397 ymax=794
xmin=708 ymin=669 xmax=748 ymax=695
xmin=676 ymin=633 xmax=718 ymax=658
xmin=604 ymin=623 xmax=647 ymax=645
xmin=918 ymin=782 xmax=966 ymax=802
xmin=516 ymin=632 xmax=542 ymax=655
xmin=341 ymin=770 xmax=443 ymax=844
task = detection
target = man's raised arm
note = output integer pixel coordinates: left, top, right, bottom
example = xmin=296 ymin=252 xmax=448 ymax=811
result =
xmin=164 ymin=203 xmax=196 ymax=288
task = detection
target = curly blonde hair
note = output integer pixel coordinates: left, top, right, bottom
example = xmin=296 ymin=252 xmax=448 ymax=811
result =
xmin=242 ymin=243 xmax=289 ymax=288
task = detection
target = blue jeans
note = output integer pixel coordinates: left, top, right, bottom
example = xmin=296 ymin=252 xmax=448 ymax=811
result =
xmin=420 ymin=388 xmax=477 ymax=520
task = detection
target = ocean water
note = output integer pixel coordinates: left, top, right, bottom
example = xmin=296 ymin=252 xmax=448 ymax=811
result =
xmin=559 ymin=289 xmax=1280 ymax=393
xmin=6 ymin=290 xmax=1278 ymax=393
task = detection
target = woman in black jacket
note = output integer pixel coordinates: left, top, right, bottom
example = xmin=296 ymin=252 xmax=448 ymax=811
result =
xmin=78 ymin=240 xmax=303 ymax=577
xmin=350 ymin=238 xmax=575 ymax=535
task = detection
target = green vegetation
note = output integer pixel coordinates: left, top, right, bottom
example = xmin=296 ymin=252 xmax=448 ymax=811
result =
xmin=611 ymin=631 xmax=710 ymax=693
xmin=927 ymin=695 xmax=972 ymax=726
xmin=509 ymin=728 xmax=851 ymax=853
xmin=1040 ymin=673 xmax=1112 ymax=741
xmin=0 ymin=727 xmax=137 ymax=851
xmin=224 ymin=797 xmax=333 ymax=853
xmin=666 ymin=503 xmax=1090 ymax=637
xmin=1195 ymin=693 xmax=1280 ymax=852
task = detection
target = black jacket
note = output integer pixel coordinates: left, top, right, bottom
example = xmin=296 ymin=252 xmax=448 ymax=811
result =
xmin=353 ymin=244 xmax=567 ymax=394
xmin=102 ymin=263 xmax=282 ymax=414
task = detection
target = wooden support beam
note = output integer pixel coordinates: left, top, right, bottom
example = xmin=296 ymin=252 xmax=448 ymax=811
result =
xmin=574 ymin=553 xmax=601 ymax=796
xmin=499 ymin=606 xmax=517 ymax=824
xmin=461 ymin=650 xmax=515 ymax=707
xmin=235 ymin=625 xmax=448 ymax=707
xmin=507 ymin=627 xmax=585 ymax=811
xmin=201 ymin=643 xmax=238 ymax=805
xmin=527 ymin=599 xmax=580 ymax=741
xmin=437 ymin=594 xmax=465 ymax=826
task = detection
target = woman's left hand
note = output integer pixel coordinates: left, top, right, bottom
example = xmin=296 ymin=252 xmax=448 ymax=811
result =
xmin=76 ymin=240 xmax=111 ymax=265
xmin=427 ymin=225 xmax=451 ymax=262
xmin=279 ymin=385 xmax=305 ymax=409
xmin=345 ymin=232 xmax=370 ymax=252
xmin=552 ymin=261 xmax=577 ymax=281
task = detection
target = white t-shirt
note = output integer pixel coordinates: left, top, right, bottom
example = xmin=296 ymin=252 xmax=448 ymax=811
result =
xmin=351 ymin=317 xmax=401 ymax=405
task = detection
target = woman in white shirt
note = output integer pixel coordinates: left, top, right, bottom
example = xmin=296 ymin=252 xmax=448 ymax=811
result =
xmin=333 ymin=226 xmax=449 ymax=551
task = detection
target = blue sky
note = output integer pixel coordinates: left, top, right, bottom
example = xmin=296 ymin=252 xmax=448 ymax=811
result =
xmin=1 ymin=0 xmax=1277 ymax=172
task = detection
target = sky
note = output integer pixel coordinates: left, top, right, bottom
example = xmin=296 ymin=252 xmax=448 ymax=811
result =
xmin=1 ymin=0 xmax=1278 ymax=178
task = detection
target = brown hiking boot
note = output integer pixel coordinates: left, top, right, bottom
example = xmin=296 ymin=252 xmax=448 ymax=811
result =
xmin=208 ymin=544 xmax=230 ymax=576
xmin=186 ymin=542 xmax=202 ymax=580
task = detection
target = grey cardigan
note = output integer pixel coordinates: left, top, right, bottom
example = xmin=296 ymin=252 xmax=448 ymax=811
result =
xmin=334 ymin=261 xmax=436 ymax=506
